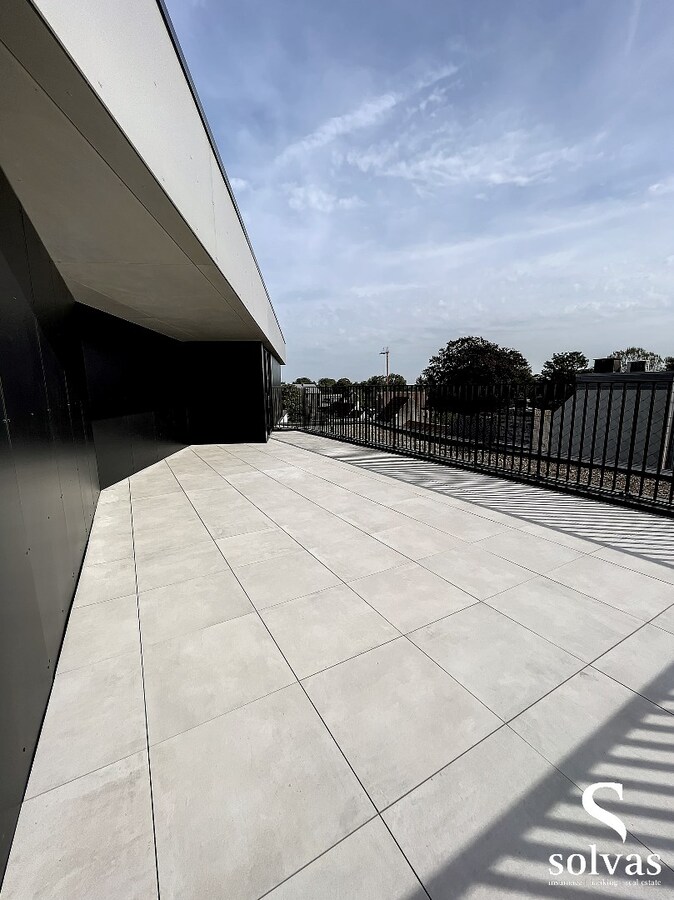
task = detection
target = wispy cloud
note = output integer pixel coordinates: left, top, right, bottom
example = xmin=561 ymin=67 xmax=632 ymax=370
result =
xmin=285 ymin=184 xmax=363 ymax=212
xmin=168 ymin=0 xmax=674 ymax=379
xmin=275 ymin=93 xmax=399 ymax=165
xmin=648 ymin=177 xmax=674 ymax=195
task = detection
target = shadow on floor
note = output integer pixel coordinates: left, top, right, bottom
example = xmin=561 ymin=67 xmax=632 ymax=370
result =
xmin=282 ymin=436 xmax=674 ymax=569
xmin=395 ymin=662 xmax=674 ymax=899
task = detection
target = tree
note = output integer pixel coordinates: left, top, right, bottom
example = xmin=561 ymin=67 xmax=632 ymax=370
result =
xmin=540 ymin=351 xmax=589 ymax=380
xmin=421 ymin=336 xmax=532 ymax=387
xmin=334 ymin=377 xmax=353 ymax=395
xmin=362 ymin=374 xmax=407 ymax=387
xmin=293 ymin=377 xmax=313 ymax=384
xmin=664 ymin=357 xmax=674 ymax=372
xmin=281 ymin=383 xmax=302 ymax=423
xmin=317 ymin=377 xmax=336 ymax=391
xmin=611 ymin=347 xmax=664 ymax=373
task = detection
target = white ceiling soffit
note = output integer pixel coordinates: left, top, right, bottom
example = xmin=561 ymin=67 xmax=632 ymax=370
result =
xmin=0 ymin=0 xmax=285 ymax=360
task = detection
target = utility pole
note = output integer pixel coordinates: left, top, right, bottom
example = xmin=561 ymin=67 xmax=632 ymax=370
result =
xmin=380 ymin=347 xmax=390 ymax=388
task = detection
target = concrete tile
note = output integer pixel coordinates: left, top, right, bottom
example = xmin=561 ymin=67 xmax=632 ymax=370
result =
xmin=305 ymin=639 xmax=499 ymax=809
xmin=262 ymin=584 xmax=399 ymax=678
xmin=83 ymin=528 xmax=134 ymax=566
xmin=198 ymin=501 xmax=275 ymax=540
xmin=519 ymin=521 xmax=602 ymax=553
xmin=390 ymin=497 xmax=506 ymax=541
xmin=215 ymin=528 xmax=301 ymax=567
xmin=592 ymin=546 xmax=674 ymax=584
xmin=349 ymin=562 xmax=477 ymax=633
xmin=26 ymin=651 xmax=145 ymax=798
xmin=132 ymin=491 xmax=193 ymax=517
xmin=135 ymin=541 xmax=227 ymax=593
xmin=372 ymin=521 xmax=467 ymax=560
xmin=383 ymin=727 xmax=656 ymax=899
xmin=174 ymin=471 xmax=227 ymax=493
xmin=593 ymin=624 xmax=674 ymax=712
xmin=58 ymin=594 xmax=139 ymax=673
xmin=235 ymin=549 xmax=340 ymax=610
xmin=336 ymin=501 xmax=411 ymax=533
xmin=265 ymin=818 xmax=426 ymax=900
xmin=549 ymin=555 xmax=674 ymax=619
xmin=144 ymin=613 xmax=295 ymax=743
xmin=352 ymin=481 xmax=421 ymax=505
xmin=410 ymin=603 xmax=582 ymax=719
xmin=420 ymin=545 xmax=533 ymax=600
xmin=151 ymin=684 xmax=374 ymax=899
xmin=2 ymin=752 xmax=156 ymax=900
xmin=139 ymin=569 xmax=252 ymax=646
xmin=476 ymin=529 xmax=584 ymax=574
xmin=73 ymin=557 xmax=136 ymax=607
xmin=130 ymin=465 xmax=181 ymax=500
xmin=510 ymin=667 xmax=674 ymax=872
xmin=133 ymin=516 xmax=211 ymax=559
xmin=653 ymin=605 xmax=674 ymax=635
xmin=487 ymin=577 xmax=642 ymax=662
xmin=307 ymin=533 xmax=407 ymax=581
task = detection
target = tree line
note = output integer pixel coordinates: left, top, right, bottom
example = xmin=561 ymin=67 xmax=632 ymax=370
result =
xmin=289 ymin=338 xmax=674 ymax=391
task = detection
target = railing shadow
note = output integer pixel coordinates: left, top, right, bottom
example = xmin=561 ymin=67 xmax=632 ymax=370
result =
xmin=289 ymin=437 xmax=674 ymax=568
xmin=396 ymin=663 xmax=674 ymax=898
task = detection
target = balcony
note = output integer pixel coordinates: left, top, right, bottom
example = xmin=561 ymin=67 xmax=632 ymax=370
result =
xmin=3 ymin=433 xmax=674 ymax=897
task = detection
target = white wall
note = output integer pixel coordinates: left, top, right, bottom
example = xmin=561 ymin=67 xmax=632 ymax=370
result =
xmin=31 ymin=0 xmax=284 ymax=357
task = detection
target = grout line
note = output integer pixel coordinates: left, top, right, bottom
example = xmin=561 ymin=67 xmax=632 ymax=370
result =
xmin=259 ymin=437 xmax=674 ymax=625
xmin=255 ymin=816 xmax=379 ymax=899
xmin=170 ymin=448 xmax=433 ymax=899
xmin=274 ymin=433 xmax=674 ymax=574
xmin=147 ymin=443 xmax=674 ymax=892
xmin=195 ymin=447 xmax=509 ymax=716
xmin=21 ymin=746 xmax=147 ymax=804
xmin=128 ymin=480 xmax=162 ymax=900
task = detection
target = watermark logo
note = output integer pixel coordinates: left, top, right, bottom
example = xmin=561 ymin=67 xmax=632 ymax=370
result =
xmin=548 ymin=782 xmax=662 ymax=882
xmin=581 ymin=782 xmax=626 ymax=843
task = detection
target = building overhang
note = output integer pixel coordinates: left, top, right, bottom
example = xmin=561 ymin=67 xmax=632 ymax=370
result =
xmin=0 ymin=0 xmax=285 ymax=361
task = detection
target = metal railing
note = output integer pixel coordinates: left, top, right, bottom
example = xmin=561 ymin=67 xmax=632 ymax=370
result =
xmin=274 ymin=377 xmax=674 ymax=516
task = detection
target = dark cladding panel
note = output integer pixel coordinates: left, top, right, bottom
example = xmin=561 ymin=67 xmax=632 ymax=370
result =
xmin=0 ymin=170 xmax=92 ymax=878
xmin=78 ymin=306 xmax=189 ymax=488
xmin=185 ymin=341 xmax=268 ymax=443
xmin=0 ymin=164 xmax=281 ymax=881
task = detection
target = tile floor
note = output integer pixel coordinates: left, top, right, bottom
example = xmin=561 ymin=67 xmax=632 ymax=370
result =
xmin=3 ymin=433 xmax=674 ymax=898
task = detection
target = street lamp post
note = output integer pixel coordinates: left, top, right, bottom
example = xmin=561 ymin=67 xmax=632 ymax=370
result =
xmin=380 ymin=347 xmax=390 ymax=388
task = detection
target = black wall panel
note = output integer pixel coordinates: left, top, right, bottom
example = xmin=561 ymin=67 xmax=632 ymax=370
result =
xmin=185 ymin=341 xmax=269 ymax=444
xmin=0 ymin=170 xmax=98 ymax=878
xmin=78 ymin=306 xmax=189 ymax=488
xmin=0 ymin=165 xmax=281 ymax=881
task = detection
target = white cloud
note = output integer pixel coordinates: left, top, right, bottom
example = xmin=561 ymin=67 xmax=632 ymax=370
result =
xmin=276 ymin=94 xmax=399 ymax=165
xmin=346 ymin=125 xmax=603 ymax=189
xmin=285 ymin=184 xmax=363 ymax=213
xmin=648 ymin=177 xmax=674 ymax=195
xmin=229 ymin=176 xmax=249 ymax=192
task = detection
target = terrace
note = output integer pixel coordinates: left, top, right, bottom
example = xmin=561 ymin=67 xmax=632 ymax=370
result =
xmin=3 ymin=433 xmax=674 ymax=898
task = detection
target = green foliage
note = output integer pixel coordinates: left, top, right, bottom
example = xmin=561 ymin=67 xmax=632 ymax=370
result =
xmin=334 ymin=377 xmax=353 ymax=395
xmin=293 ymin=376 xmax=313 ymax=384
xmin=611 ymin=347 xmax=665 ymax=372
xmin=317 ymin=377 xmax=337 ymax=391
xmin=422 ymin=336 xmax=532 ymax=387
xmin=665 ymin=357 xmax=674 ymax=372
xmin=281 ymin=383 xmax=302 ymax=422
xmin=540 ymin=351 xmax=589 ymax=379
xmin=361 ymin=373 xmax=407 ymax=387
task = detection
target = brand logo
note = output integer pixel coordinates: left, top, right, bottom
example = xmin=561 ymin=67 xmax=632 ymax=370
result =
xmin=548 ymin=783 xmax=662 ymax=879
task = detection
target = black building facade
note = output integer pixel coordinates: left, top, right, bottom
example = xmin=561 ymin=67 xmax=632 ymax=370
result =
xmin=0 ymin=166 xmax=282 ymax=875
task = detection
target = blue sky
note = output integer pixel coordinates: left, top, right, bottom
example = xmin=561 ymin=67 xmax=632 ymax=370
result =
xmin=166 ymin=0 xmax=674 ymax=381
